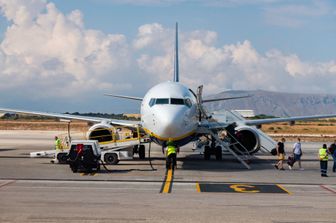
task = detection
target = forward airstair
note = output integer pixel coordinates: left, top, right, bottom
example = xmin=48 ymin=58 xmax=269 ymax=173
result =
xmin=197 ymin=126 xmax=252 ymax=169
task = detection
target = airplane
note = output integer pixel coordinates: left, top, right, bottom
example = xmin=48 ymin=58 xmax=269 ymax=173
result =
xmin=1 ymin=23 xmax=336 ymax=168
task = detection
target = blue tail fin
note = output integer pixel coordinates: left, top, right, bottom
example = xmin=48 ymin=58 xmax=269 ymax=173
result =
xmin=174 ymin=22 xmax=179 ymax=82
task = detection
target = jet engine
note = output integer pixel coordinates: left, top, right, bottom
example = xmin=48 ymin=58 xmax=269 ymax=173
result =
xmin=232 ymin=125 xmax=260 ymax=155
xmin=87 ymin=123 xmax=114 ymax=143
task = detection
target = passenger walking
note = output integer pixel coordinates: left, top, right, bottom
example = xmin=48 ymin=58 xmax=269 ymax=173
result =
xmin=291 ymin=138 xmax=303 ymax=170
xmin=328 ymin=140 xmax=336 ymax=172
xmin=274 ymin=138 xmax=286 ymax=170
xmin=319 ymin=144 xmax=329 ymax=177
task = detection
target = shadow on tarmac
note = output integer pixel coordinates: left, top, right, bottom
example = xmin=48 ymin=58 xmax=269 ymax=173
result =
xmin=179 ymin=154 xmax=274 ymax=172
xmin=0 ymin=148 xmax=16 ymax=152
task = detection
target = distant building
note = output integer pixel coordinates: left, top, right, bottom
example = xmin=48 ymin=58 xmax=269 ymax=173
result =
xmin=123 ymin=113 xmax=141 ymax=119
xmin=234 ymin=110 xmax=255 ymax=118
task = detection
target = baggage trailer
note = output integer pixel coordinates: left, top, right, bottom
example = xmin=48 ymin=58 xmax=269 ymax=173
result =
xmin=30 ymin=137 xmax=149 ymax=164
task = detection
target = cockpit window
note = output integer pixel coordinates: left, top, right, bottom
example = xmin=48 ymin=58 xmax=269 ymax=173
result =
xmin=170 ymin=98 xmax=185 ymax=105
xmin=155 ymin=98 xmax=169 ymax=104
xmin=149 ymin=98 xmax=155 ymax=107
xmin=149 ymin=98 xmax=193 ymax=107
xmin=185 ymin=98 xmax=192 ymax=107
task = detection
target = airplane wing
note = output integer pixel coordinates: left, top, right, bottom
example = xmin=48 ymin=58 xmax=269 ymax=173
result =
xmin=198 ymin=121 xmax=229 ymax=130
xmin=204 ymin=110 xmax=336 ymax=130
xmin=202 ymin=95 xmax=251 ymax=103
xmin=0 ymin=107 xmax=141 ymax=127
xmin=245 ymin=114 xmax=336 ymax=126
xmin=104 ymin=94 xmax=143 ymax=101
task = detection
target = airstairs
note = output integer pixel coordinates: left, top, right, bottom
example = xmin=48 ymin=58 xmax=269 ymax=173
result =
xmin=197 ymin=126 xmax=252 ymax=169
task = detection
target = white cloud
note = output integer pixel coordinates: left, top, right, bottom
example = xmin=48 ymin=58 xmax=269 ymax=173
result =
xmin=135 ymin=26 xmax=336 ymax=94
xmin=0 ymin=0 xmax=132 ymax=98
xmin=133 ymin=23 xmax=167 ymax=49
xmin=0 ymin=0 xmax=335 ymax=111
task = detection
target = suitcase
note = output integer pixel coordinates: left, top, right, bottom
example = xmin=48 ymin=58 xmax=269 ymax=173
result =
xmin=287 ymin=155 xmax=295 ymax=166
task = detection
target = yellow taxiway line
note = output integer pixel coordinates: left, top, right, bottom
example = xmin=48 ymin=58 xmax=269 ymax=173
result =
xmin=161 ymin=168 xmax=174 ymax=193
xmin=80 ymin=173 xmax=97 ymax=176
xmin=195 ymin=182 xmax=201 ymax=193
xmin=276 ymin=184 xmax=291 ymax=195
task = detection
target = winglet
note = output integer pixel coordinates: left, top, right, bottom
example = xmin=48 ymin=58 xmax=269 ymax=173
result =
xmin=174 ymin=22 xmax=179 ymax=82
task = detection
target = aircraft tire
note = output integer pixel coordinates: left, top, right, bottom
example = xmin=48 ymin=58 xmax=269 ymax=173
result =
xmin=204 ymin=146 xmax=211 ymax=160
xmin=70 ymin=165 xmax=78 ymax=173
xmin=215 ymin=146 xmax=222 ymax=161
xmin=133 ymin=145 xmax=139 ymax=155
xmin=57 ymin=153 xmax=68 ymax=164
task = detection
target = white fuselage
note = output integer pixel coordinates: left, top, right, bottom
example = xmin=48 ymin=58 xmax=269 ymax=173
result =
xmin=140 ymin=81 xmax=198 ymax=146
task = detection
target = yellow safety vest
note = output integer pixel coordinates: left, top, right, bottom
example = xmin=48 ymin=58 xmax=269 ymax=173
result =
xmin=55 ymin=139 xmax=62 ymax=150
xmin=319 ymin=148 xmax=328 ymax=161
xmin=167 ymin=145 xmax=176 ymax=156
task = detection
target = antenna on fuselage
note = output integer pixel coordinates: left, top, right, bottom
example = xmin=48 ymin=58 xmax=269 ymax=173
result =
xmin=173 ymin=22 xmax=179 ymax=82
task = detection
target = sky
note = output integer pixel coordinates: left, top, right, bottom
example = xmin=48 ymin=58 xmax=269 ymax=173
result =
xmin=0 ymin=0 xmax=335 ymax=113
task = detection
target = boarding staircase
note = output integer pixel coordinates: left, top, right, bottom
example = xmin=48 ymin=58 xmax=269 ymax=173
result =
xmin=197 ymin=126 xmax=252 ymax=169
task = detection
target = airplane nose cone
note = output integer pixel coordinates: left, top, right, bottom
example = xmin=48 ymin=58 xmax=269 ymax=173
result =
xmin=155 ymin=109 xmax=186 ymax=138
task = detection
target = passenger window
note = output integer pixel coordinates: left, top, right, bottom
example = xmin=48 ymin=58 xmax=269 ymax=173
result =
xmin=155 ymin=98 xmax=169 ymax=104
xmin=171 ymin=98 xmax=185 ymax=105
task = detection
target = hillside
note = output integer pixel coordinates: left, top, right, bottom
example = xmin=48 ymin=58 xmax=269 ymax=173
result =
xmin=205 ymin=90 xmax=336 ymax=117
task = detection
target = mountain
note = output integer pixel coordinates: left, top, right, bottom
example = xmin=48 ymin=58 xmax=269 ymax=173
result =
xmin=204 ymin=90 xmax=336 ymax=117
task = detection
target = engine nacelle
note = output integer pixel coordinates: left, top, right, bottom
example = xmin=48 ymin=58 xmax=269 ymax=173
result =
xmin=233 ymin=125 xmax=260 ymax=155
xmin=87 ymin=123 xmax=114 ymax=143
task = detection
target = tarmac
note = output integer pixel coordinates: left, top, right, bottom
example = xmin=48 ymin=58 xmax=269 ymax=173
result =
xmin=0 ymin=130 xmax=335 ymax=223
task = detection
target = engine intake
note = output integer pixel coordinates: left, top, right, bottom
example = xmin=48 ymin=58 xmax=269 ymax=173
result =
xmin=232 ymin=126 xmax=260 ymax=155
xmin=87 ymin=123 xmax=113 ymax=143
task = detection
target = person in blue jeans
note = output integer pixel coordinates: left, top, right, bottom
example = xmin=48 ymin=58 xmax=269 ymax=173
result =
xmin=328 ymin=140 xmax=336 ymax=172
xmin=290 ymin=138 xmax=303 ymax=170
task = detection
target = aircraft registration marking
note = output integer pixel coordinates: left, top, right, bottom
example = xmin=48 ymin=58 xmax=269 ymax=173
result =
xmin=197 ymin=183 xmax=289 ymax=194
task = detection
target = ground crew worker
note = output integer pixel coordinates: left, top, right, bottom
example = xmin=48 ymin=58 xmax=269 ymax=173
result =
xmin=166 ymin=139 xmax=178 ymax=170
xmin=55 ymin=136 xmax=63 ymax=151
xmin=319 ymin=144 xmax=329 ymax=177
xmin=51 ymin=136 xmax=63 ymax=163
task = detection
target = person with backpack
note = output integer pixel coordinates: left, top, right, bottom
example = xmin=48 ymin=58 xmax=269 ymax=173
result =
xmin=290 ymin=138 xmax=304 ymax=170
xmin=274 ymin=138 xmax=286 ymax=170
xmin=328 ymin=140 xmax=336 ymax=172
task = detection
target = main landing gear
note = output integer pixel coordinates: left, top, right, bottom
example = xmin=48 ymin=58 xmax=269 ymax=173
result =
xmin=203 ymin=136 xmax=222 ymax=161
